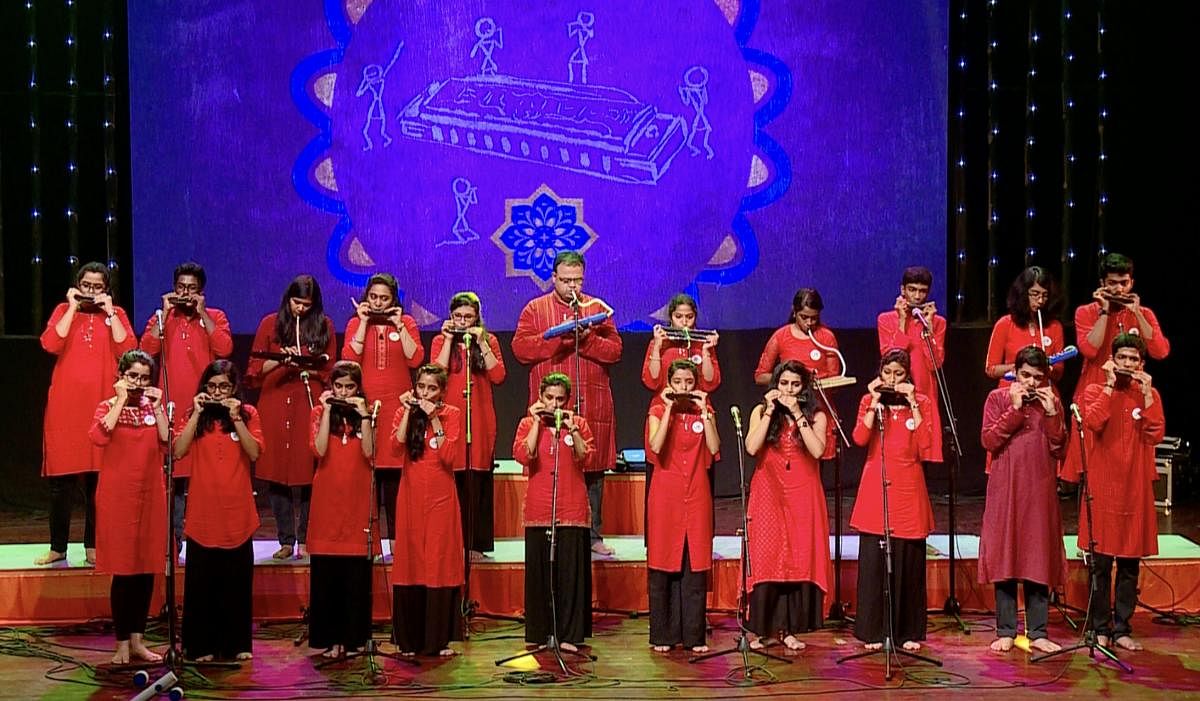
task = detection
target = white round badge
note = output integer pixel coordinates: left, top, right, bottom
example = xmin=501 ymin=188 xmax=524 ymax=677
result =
xmin=230 ymin=432 xmax=240 ymax=442
xmin=690 ymin=354 xmax=703 ymax=365
xmin=143 ymin=414 xmax=156 ymax=426
xmin=809 ymin=349 xmax=822 ymax=361
xmin=104 ymin=316 xmax=113 ymax=327
xmin=428 ymin=436 xmax=439 ymax=449
xmin=691 ymin=420 xmax=705 ymax=434
xmin=1129 ymin=328 xmax=1141 ymax=336
xmin=564 ymin=434 xmax=575 ymax=447
xmin=1131 ymin=407 xmax=1142 ymax=421
xmin=388 ymin=331 xmax=401 ymax=342
xmin=1042 ymin=335 xmax=1053 ymax=348
xmin=905 ymin=418 xmax=916 ymax=431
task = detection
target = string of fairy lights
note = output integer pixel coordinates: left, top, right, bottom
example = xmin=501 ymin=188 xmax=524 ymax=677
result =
xmin=1094 ymin=0 xmax=1109 ymax=258
xmin=102 ymin=0 xmax=120 ymax=284
xmin=1023 ymin=3 xmax=1038 ymax=268
xmin=984 ymin=0 xmax=999 ymax=321
xmin=1060 ymin=0 xmax=1076 ymax=295
xmin=951 ymin=1 xmax=969 ymax=324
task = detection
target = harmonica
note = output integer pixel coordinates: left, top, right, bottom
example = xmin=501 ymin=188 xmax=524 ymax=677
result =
xmin=876 ymin=389 xmax=908 ymax=407
xmin=249 ymin=351 xmax=329 ymax=369
xmin=1100 ymin=291 xmax=1136 ymax=305
xmin=326 ymin=397 xmax=359 ymax=410
xmin=814 ymin=375 xmax=857 ymax=390
xmin=73 ymin=293 xmax=96 ymax=303
xmin=661 ymin=327 xmax=717 ymax=342
xmin=166 ymin=296 xmax=196 ymax=308
xmin=665 ymin=391 xmax=701 ymax=402
xmin=201 ymin=401 xmax=226 ymax=410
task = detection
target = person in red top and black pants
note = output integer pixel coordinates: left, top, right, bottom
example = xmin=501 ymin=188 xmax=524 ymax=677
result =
xmin=850 ymin=349 xmax=935 ymax=652
xmin=175 ymin=359 xmax=262 ymax=662
xmin=514 ymin=372 xmax=595 ymax=651
xmin=140 ymin=262 xmax=235 ymax=551
xmin=89 ymin=350 xmax=168 ymax=665
xmin=307 ymin=361 xmax=377 ymax=659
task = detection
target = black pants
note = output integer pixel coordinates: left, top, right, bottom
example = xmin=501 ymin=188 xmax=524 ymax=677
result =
xmin=1087 ymin=554 xmax=1140 ymax=638
xmin=854 ymin=535 xmax=927 ymax=645
xmin=524 ymin=526 xmax=592 ymax=644
xmin=748 ymin=582 xmax=824 ymax=638
xmin=182 ymin=538 xmax=253 ymax=659
xmin=172 ymin=477 xmax=188 ymax=551
xmin=267 ymin=482 xmax=310 ymax=546
xmin=391 ymin=585 xmax=461 ymax=655
xmin=309 ymin=555 xmax=373 ymax=650
xmin=994 ymin=580 xmax=1049 ymax=639
xmin=376 ymin=468 xmax=401 ymax=541
xmin=585 ymin=472 xmax=605 ymax=543
xmin=111 ymin=574 xmax=155 ymax=641
xmin=648 ymin=541 xmax=708 ymax=648
xmin=455 ymin=469 xmax=495 ymax=552
xmin=48 ymin=473 xmax=98 ymax=553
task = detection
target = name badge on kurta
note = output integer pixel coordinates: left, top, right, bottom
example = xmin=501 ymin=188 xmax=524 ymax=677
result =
xmin=809 ymin=349 xmax=822 ymax=361
xmin=388 ymin=331 xmax=401 ymax=342
xmin=1131 ymin=407 xmax=1142 ymax=421
xmin=691 ymin=420 xmax=705 ymax=434
xmin=104 ymin=316 xmax=113 ymax=327
xmin=230 ymin=432 xmax=240 ymax=442
xmin=429 ymin=436 xmax=439 ymax=449
xmin=1129 ymin=327 xmax=1141 ymax=336
xmin=1042 ymin=335 xmax=1052 ymax=348
xmin=563 ymin=434 xmax=574 ymax=447
xmin=905 ymin=417 xmax=916 ymax=431
xmin=143 ymin=414 xmax=156 ymax=426
xmin=690 ymin=354 xmax=703 ymax=365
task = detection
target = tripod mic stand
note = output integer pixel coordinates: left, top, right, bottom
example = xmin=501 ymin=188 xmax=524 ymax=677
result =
xmin=811 ymin=376 xmax=853 ymax=624
xmin=692 ymin=405 xmax=791 ymax=682
xmin=1032 ymin=404 xmax=1132 ymax=672
xmin=495 ymin=411 xmax=595 ymax=678
xmin=837 ymin=406 xmax=941 ymax=680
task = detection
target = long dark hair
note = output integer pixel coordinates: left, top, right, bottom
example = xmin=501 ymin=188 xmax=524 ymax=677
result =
xmin=763 ymin=360 xmax=818 ymax=445
xmin=1006 ymin=266 xmax=1062 ymax=327
xmin=193 ymin=359 xmax=249 ymax=436
xmin=328 ymin=361 xmax=365 ymax=434
xmin=448 ymin=292 xmax=489 ymax=374
xmin=273 ymin=274 xmax=330 ymax=351
xmin=406 ymin=365 xmax=448 ymax=462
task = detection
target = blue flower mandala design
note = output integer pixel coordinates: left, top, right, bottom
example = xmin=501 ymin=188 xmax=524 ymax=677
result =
xmin=493 ymin=186 xmax=597 ymax=287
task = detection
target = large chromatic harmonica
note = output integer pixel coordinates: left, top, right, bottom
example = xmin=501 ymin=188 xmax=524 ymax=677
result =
xmin=249 ymin=351 xmax=329 ymax=369
xmin=1100 ymin=291 xmax=1136 ymax=305
xmin=661 ymin=327 xmax=717 ymax=342
xmin=326 ymin=397 xmax=359 ymax=410
xmin=166 ymin=295 xmax=197 ymax=308
xmin=665 ymin=391 xmax=701 ymax=402
xmin=876 ymin=389 xmax=908 ymax=406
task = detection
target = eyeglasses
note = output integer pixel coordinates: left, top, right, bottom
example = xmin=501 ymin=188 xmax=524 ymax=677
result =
xmin=123 ymin=372 xmax=152 ymax=384
xmin=79 ymin=282 xmax=106 ymax=293
xmin=450 ymin=313 xmax=477 ymax=323
xmin=556 ymin=276 xmax=583 ymax=285
xmin=205 ymin=381 xmax=234 ymax=392
xmin=1027 ymin=290 xmax=1050 ymax=301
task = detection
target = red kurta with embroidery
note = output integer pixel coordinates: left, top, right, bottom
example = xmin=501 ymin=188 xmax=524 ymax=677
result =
xmin=754 ymin=325 xmax=840 ymax=460
xmin=512 ymin=292 xmax=622 ymax=472
xmin=513 ymin=415 xmax=595 ymax=528
xmin=877 ymin=311 xmax=946 ymax=462
xmin=984 ymin=314 xmax=1066 ymax=388
xmin=246 ymin=313 xmax=336 ymax=485
xmin=139 ymin=307 xmax=234 ymax=478
xmin=389 ymin=404 xmax=463 ymax=587
xmin=646 ymin=403 xmax=714 ymax=572
xmin=745 ymin=413 xmax=832 ymax=593
xmin=431 ymin=333 xmax=506 ymax=471
xmin=977 ymin=389 xmax=1068 ymax=587
xmin=1060 ymin=383 xmax=1164 ymax=557
xmin=89 ymin=399 xmax=167 ymax=575
xmin=640 ymin=338 xmax=722 ymax=393
xmin=342 ymin=315 xmax=423 ymax=468
xmin=181 ymin=407 xmax=262 ymax=548
xmin=307 ymin=405 xmax=377 ymax=557
xmin=849 ymin=393 xmax=935 ymax=539
xmin=1073 ymin=302 xmax=1170 ymax=404
xmin=41 ymin=304 xmax=137 ymax=476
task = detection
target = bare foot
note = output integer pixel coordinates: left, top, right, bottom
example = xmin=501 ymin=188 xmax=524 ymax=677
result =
xmin=1096 ymin=634 xmax=1110 ymax=647
xmin=34 ymin=551 xmax=66 ymax=566
xmin=749 ymin=637 xmax=765 ymax=650
xmin=130 ymin=646 xmax=162 ymax=663
xmin=195 ymin=654 xmax=215 ymax=662
xmin=272 ymin=545 xmax=293 ymax=560
xmin=111 ymin=641 xmax=130 ymax=665
xmin=469 ymin=550 xmax=487 ymax=562
xmin=864 ymin=642 xmax=883 ymax=651
xmin=1030 ymin=638 xmax=1061 ymax=653
xmin=439 ymin=648 xmax=457 ymax=656
xmin=85 ymin=547 xmax=96 ymax=565
xmin=559 ymin=641 xmax=579 ymax=653
xmin=321 ymin=645 xmax=342 ymax=659
xmin=990 ymin=637 xmax=1014 ymax=653
xmin=652 ymin=645 xmax=671 ymax=653
xmin=1114 ymin=636 xmax=1142 ymax=651
xmin=296 ymin=544 xmax=307 ymax=559
xmin=783 ymin=635 xmax=806 ymax=651
xmin=902 ymin=641 xmax=922 ymax=651
xmin=235 ymin=651 xmax=253 ymax=661
xmin=691 ymin=645 xmax=709 ymax=653
xmin=591 ymin=541 xmax=615 ymax=556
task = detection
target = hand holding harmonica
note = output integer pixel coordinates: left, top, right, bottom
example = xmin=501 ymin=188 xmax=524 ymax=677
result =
xmin=353 ymin=297 xmax=402 ymax=325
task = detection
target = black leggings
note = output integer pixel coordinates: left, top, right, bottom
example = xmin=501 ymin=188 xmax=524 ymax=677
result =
xmin=111 ymin=574 xmax=155 ymax=641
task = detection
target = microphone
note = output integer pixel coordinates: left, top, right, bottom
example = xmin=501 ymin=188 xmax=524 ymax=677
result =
xmin=370 ymin=399 xmax=382 ymax=426
xmin=911 ymin=305 xmax=932 ymax=330
xmin=730 ymin=405 xmax=742 ymax=431
xmin=1070 ymin=402 xmax=1083 ymax=426
xmin=154 ymin=308 xmax=165 ymax=335
xmin=569 ymin=289 xmax=581 ymax=309
xmin=554 ymin=408 xmax=564 ymax=431
xmin=166 ymin=401 xmax=175 ymax=423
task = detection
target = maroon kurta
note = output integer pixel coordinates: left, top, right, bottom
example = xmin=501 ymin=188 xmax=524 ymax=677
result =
xmin=307 ymin=406 xmax=377 ymax=557
xmin=984 ymin=314 xmax=1066 ymax=388
xmin=849 ymin=393 xmax=935 ymax=539
xmin=977 ymin=389 xmax=1068 ymax=587
xmin=246 ymin=313 xmax=337 ymax=485
xmin=181 ymin=407 xmax=262 ymax=549
xmin=876 ymin=311 xmax=946 ymax=462
xmin=513 ymin=415 xmax=595 ymax=528
xmin=1062 ymin=383 xmax=1164 ymax=558
xmin=89 ymin=399 xmax=167 ymax=575
xmin=431 ymin=333 xmax=506 ymax=470
xmin=745 ymin=413 xmax=832 ymax=593
xmin=341 ymin=314 xmax=423 ymax=468
xmin=389 ymin=404 xmax=464 ymax=588
xmin=41 ymin=304 xmax=137 ymax=476
xmin=139 ymin=307 xmax=234 ymax=478
xmin=512 ymin=292 xmax=622 ymax=472
xmin=646 ymin=404 xmax=714 ymax=572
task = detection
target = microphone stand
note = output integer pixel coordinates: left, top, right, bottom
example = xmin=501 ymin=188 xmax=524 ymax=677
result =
xmin=810 ymin=375 xmax=852 ymax=624
xmin=495 ymin=412 xmax=595 ymax=677
xmin=692 ymin=406 xmax=792 ymax=681
xmin=913 ymin=309 xmax=969 ymax=634
xmin=1032 ymin=406 xmax=1132 ymax=672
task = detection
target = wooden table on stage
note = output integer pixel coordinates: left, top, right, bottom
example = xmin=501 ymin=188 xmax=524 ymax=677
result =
xmin=492 ymin=460 xmax=645 ymax=537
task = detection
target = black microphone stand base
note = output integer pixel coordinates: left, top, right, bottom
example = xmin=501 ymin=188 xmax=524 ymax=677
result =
xmin=836 ymin=637 xmax=942 ymax=681
xmin=1031 ymin=631 xmax=1132 ymax=673
xmin=690 ymin=630 xmax=793 ymax=665
xmin=313 ymin=637 xmax=420 ymax=671
xmin=494 ymin=634 xmax=595 ymax=678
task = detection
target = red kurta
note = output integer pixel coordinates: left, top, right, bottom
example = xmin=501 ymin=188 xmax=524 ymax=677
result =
xmin=1061 ymin=383 xmax=1164 ymax=558
xmin=984 ymin=314 xmax=1066 ymax=388
xmin=41 ymin=304 xmax=137 ymax=476
xmin=512 ymin=292 xmax=622 ymax=472
xmin=139 ymin=307 xmax=234 ymax=478
xmin=431 ymin=333 xmax=506 ymax=470
xmin=745 ymin=413 xmax=832 ymax=593
xmin=341 ymin=314 xmax=423 ymax=468
xmin=876 ymin=310 xmax=946 ymax=462
xmin=513 ymin=415 xmax=595 ymax=528
xmin=89 ymin=399 xmax=167 ymax=575
xmin=977 ymin=389 xmax=1068 ymax=587
xmin=307 ymin=406 xmax=377 ymax=557
xmin=754 ymin=325 xmax=840 ymax=460
xmin=646 ymin=404 xmax=714 ymax=572
xmin=640 ymin=339 xmax=722 ymax=393
xmin=389 ymin=404 xmax=464 ymax=588
xmin=246 ymin=313 xmax=337 ymax=485
xmin=181 ymin=407 xmax=263 ymax=548
xmin=1073 ymin=302 xmax=1170 ymax=404
xmin=849 ymin=393 xmax=935 ymax=539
